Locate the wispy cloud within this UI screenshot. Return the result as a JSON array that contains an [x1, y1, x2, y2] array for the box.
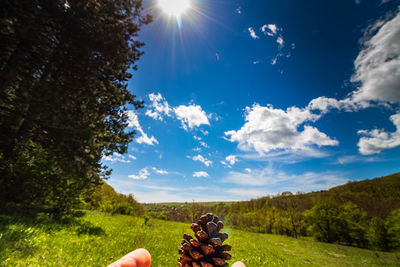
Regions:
[[152, 167, 169, 175], [191, 154, 213, 167], [227, 188, 268, 198], [128, 168, 150, 180], [261, 24, 279, 36], [145, 93, 172, 121], [221, 155, 239, 168], [193, 171, 209, 178], [102, 152, 132, 164], [248, 27, 259, 39], [336, 155, 382, 165], [126, 110, 159, 146], [223, 166, 348, 195]]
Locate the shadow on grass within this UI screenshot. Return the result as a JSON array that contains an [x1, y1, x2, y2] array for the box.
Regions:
[[74, 220, 105, 236], [0, 209, 105, 261]]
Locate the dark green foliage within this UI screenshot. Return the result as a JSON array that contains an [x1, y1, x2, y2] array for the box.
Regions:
[[303, 202, 367, 246], [303, 202, 344, 243], [386, 209, 400, 249], [368, 217, 389, 251], [0, 0, 151, 213]]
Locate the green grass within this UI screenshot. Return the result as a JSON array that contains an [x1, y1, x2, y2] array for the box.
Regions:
[[1, 211, 399, 266]]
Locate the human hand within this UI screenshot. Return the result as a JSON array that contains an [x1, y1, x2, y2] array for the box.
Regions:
[[108, 248, 246, 267]]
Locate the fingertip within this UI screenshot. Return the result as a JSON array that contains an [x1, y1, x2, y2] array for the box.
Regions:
[[108, 248, 151, 267], [130, 248, 151, 267], [232, 261, 246, 267]]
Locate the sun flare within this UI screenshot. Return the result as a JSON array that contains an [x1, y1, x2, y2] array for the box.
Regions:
[[158, 0, 191, 18]]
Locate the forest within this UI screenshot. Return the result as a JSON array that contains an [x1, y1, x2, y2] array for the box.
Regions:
[[145, 173, 400, 251]]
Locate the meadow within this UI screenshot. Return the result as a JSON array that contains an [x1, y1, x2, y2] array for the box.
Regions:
[[1, 211, 399, 266]]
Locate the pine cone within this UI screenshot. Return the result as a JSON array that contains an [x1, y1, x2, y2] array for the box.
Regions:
[[178, 213, 232, 267]]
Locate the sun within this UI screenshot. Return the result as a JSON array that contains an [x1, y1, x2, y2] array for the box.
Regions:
[[158, 0, 191, 18]]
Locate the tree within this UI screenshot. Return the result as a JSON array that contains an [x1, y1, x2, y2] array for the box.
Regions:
[[303, 201, 346, 243], [368, 217, 389, 251], [386, 209, 400, 249], [339, 202, 367, 247], [0, 0, 151, 212]]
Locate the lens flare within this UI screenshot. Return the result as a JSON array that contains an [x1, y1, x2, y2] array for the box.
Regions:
[[158, 0, 191, 17]]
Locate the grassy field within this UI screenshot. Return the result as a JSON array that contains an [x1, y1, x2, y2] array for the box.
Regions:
[[1, 211, 399, 266]]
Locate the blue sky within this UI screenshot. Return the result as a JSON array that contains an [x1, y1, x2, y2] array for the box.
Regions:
[[103, 0, 400, 203]]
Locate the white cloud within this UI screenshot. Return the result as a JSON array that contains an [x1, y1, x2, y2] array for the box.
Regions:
[[221, 155, 239, 168], [236, 6, 241, 14], [248, 27, 259, 39], [253, 60, 260, 65], [226, 155, 238, 165], [200, 129, 209, 135], [144, 93, 212, 133], [152, 167, 169, 175], [245, 168, 252, 173], [141, 185, 179, 191], [192, 154, 213, 167], [220, 161, 230, 168], [128, 155, 137, 160], [193, 147, 202, 152], [145, 93, 172, 121], [276, 36, 284, 48], [174, 104, 210, 130], [135, 134, 159, 146], [128, 168, 150, 180], [350, 12, 400, 104], [225, 103, 338, 155], [199, 141, 209, 148], [224, 166, 348, 194], [193, 171, 209, 178], [261, 24, 278, 36], [126, 110, 159, 146], [358, 112, 400, 155], [307, 96, 364, 114], [336, 154, 381, 165], [227, 188, 266, 198], [102, 152, 131, 163], [240, 148, 331, 164]]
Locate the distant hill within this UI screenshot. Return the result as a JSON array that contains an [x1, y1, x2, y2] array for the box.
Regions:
[[144, 172, 400, 221], [251, 172, 400, 219], [329, 172, 400, 199]]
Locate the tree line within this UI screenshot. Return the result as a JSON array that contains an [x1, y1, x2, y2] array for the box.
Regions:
[[145, 173, 400, 251]]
